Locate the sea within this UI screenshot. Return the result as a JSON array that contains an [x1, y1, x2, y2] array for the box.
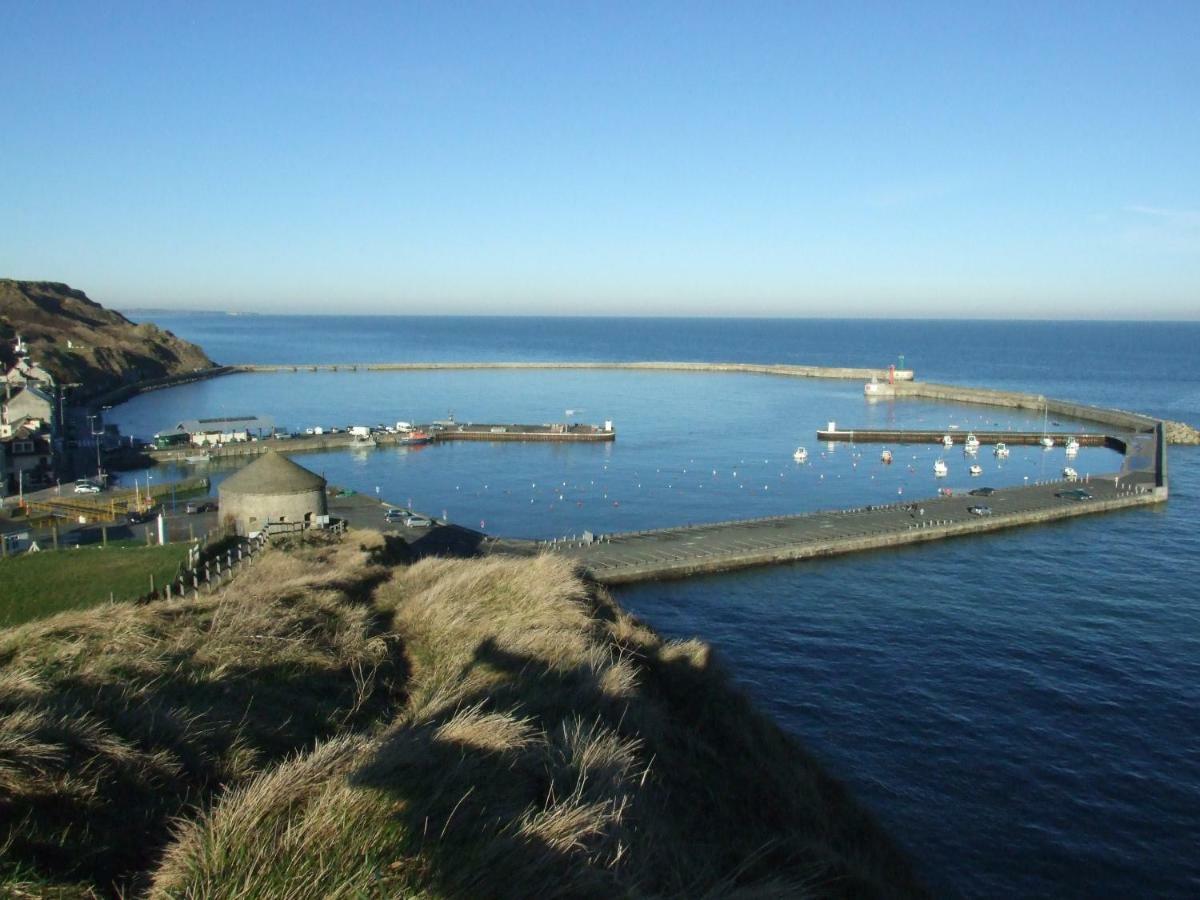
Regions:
[[112, 314, 1200, 898]]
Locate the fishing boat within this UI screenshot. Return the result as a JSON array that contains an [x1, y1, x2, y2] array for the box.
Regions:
[[880, 449, 893, 463], [793, 447, 808, 461], [1041, 435, 1055, 449], [1063, 466, 1079, 481], [969, 464, 983, 476], [964, 433, 980, 452], [1065, 436, 1080, 455], [994, 442, 1010, 458], [934, 458, 949, 477], [942, 434, 954, 448]]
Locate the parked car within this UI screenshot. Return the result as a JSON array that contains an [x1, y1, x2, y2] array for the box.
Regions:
[[968, 487, 997, 497], [404, 515, 433, 528], [74, 481, 101, 494], [383, 507, 410, 522], [127, 508, 156, 524], [1055, 488, 1093, 501], [967, 505, 992, 516]]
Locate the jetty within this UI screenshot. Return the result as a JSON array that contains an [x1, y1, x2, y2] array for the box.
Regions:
[[148, 421, 613, 462], [816, 428, 1112, 447]]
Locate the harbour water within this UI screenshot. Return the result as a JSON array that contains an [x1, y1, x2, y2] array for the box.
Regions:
[[115, 314, 1200, 897]]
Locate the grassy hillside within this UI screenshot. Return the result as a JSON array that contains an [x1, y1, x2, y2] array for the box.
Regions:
[[0, 542, 192, 627], [0, 532, 924, 898], [0, 280, 214, 400]]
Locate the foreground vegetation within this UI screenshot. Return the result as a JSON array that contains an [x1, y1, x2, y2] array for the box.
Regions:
[[0, 542, 192, 627], [0, 530, 923, 898]]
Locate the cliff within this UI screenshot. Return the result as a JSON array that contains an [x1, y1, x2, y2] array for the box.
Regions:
[[0, 280, 215, 400]]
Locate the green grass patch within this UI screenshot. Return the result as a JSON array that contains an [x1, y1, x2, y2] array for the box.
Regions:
[[0, 541, 191, 626]]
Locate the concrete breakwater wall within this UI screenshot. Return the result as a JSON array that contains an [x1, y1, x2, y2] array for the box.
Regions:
[[885, 381, 1162, 433], [232, 361, 916, 381], [562, 474, 1162, 585]]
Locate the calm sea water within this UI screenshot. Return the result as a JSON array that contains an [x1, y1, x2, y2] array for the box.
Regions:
[[119, 314, 1200, 897]]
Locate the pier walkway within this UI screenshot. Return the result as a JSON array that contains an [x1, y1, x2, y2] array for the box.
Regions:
[[554, 470, 1161, 585], [816, 428, 1111, 447]]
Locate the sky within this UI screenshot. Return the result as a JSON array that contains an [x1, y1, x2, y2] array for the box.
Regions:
[[1, 1, 1197, 318]]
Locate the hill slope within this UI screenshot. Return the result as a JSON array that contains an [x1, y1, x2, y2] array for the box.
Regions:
[[0, 533, 925, 898], [0, 280, 214, 399]]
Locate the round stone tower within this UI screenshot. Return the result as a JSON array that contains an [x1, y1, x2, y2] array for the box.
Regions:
[[218, 450, 327, 536]]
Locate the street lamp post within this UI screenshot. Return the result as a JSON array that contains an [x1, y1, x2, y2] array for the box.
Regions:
[[87, 414, 103, 483]]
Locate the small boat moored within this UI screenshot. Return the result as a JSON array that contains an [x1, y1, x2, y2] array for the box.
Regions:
[[994, 442, 1010, 458], [1063, 466, 1079, 481], [942, 434, 954, 448], [934, 458, 949, 477], [1041, 435, 1055, 449], [880, 449, 893, 464], [969, 463, 983, 476], [793, 446, 808, 461], [964, 433, 980, 452]]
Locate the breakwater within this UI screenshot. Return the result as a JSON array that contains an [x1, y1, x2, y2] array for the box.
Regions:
[[557, 471, 1162, 585], [231, 360, 917, 381]]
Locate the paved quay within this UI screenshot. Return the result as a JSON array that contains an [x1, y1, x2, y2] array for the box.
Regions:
[[816, 428, 1111, 447], [551, 471, 1162, 585]]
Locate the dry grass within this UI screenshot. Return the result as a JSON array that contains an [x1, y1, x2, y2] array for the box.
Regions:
[[0, 531, 405, 896], [147, 550, 925, 899], [3, 530, 922, 898]]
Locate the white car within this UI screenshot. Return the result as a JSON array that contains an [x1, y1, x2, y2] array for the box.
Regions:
[[404, 516, 433, 528], [74, 482, 101, 494]]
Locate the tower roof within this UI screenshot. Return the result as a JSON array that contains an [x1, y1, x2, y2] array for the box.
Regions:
[[219, 450, 326, 496]]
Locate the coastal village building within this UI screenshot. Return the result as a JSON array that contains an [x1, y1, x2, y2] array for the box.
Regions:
[[1, 384, 54, 437], [1, 335, 60, 491], [218, 450, 328, 537], [2, 424, 54, 493], [154, 415, 275, 448]]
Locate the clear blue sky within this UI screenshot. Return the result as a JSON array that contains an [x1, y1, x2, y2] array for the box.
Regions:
[[2, 1, 1197, 317]]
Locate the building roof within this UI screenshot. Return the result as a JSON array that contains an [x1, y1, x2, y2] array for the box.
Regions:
[[171, 415, 274, 436], [219, 450, 326, 496]]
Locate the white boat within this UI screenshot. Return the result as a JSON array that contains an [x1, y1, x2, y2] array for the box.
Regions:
[[184, 454, 210, 464], [994, 442, 1010, 458], [934, 458, 949, 477], [1065, 436, 1080, 454], [942, 434, 954, 448], [964, 433, 980, 452], [880, 449, 893, 463], [793, 447, 808, 461], [969, 464, 983, 476], [1063, 466, 1079, 481], [1041, 436, 1055, 449]]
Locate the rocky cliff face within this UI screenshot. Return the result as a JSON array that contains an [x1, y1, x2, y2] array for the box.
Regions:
[[0, 280, 214, 400]]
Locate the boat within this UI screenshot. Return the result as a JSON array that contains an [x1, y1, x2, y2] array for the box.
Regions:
[[964, 433, 980, 452], [942, 434, 954, 448], [1063, 466, 1079, 480], [793, 447, 808, 461], [399, 430, 432, 446], [969, 464, 983, 476], [1039, 403, 1054, 449], [184, 454, 210, 464], [994, 442, 1010, 458], [934, 458, 949, 477], [1065, 436, 1080, 455], [880, 449, 893, 463]]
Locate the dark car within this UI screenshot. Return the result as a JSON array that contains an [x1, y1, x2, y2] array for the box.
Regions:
[[967, 504, 992, 516], [127, 508, 157, 524], [968, 487, 997, 497], [1054, 488, 1093, 501]]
